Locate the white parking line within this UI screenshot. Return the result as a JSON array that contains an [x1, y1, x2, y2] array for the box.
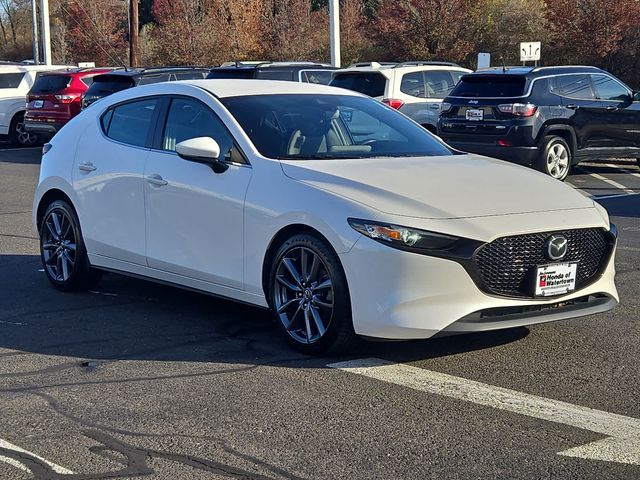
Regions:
[[593, 192, 640, 200], [604, 163, 640, 180], [574, 167, 636, 195], [329, 358, 640, 466], [0, 438, 73, 474]]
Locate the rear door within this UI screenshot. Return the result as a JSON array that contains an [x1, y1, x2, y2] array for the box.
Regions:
[[398, 70, 462, 128], [550, 74, 598, 149], [73, 97, 158, 265]]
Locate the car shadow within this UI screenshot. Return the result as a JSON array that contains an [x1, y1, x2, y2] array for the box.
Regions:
[[0, 254, 529, 369]]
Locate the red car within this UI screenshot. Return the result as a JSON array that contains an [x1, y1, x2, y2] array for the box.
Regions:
[[24, 68, 113, 139]]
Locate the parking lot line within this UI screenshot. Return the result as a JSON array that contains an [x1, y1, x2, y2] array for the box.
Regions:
[[0, 438, 73, 475], [329, 358, 640, 466], [574, 167, 636, 195], [604, 163, 640, 180], [593, 192, 640, 200]]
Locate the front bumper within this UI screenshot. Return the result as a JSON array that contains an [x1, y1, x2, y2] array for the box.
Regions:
[[340, 235, 618, 340]]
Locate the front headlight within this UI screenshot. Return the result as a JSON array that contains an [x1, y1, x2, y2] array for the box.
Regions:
[[348, 218, 460, 253]]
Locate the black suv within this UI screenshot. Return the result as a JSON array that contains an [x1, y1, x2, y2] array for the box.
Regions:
[[81, 67, 208, 109], [438, 66, 640, 180], [206, 61, 336, 84]]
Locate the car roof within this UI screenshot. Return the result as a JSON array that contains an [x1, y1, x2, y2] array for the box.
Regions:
[[39, 67, 116, 77], [470, 65, 607, 77], [0, 64, 74, 73], [334, 62, 471, 76], [96, 67, 209, 78], [215, 61, 334, 70]]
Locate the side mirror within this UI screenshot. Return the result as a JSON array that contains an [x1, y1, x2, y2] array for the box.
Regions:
[[634, 91, 640, 102], [175, 137, 228, 174]]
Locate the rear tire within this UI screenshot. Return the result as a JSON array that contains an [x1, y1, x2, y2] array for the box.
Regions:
[[268, 233, 358, 355], [537, 136, 571, 181], [9, 112, 38, 147], [39, 200, 101, 292]]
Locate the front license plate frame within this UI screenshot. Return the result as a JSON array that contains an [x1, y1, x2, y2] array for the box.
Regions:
[[534, 262, 578, 297]]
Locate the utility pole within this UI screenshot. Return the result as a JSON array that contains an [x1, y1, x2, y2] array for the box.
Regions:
[[129, 0, 138, 67], [31, 0, 39, 64], [329, 0, 340, 68], [40, 0, 51, 65]]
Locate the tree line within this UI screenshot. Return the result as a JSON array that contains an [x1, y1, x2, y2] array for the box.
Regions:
[[1, 0, 639, 88]]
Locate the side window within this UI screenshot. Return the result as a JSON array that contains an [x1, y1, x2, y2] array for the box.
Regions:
[[400, 72, 425, 98], [0, 72, 26, 89], [301, 70, 333, 85], [591, 74, 630, 101], [256, 70, 294, 81], [551, 74, 595, 100], [174, 71, 206, 80], [451, 71, 465, 85], [162, 97, 235, 161], [104, 98, 157, 147], [138, 73, 170, 85], [423, 71, 457, 99]]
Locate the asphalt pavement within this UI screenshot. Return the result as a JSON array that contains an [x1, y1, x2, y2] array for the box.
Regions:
[[0, 146, 638, 480]]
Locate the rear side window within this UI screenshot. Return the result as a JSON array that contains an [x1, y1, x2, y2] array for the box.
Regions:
[[206, 69, 255, 79], [400, 72, 425, 98], [450, 76, 527, 98], [400, 71, 459, 99], [300, 70, 333, 85], [550, 75, 594, 100], [590, 74, 630, 101], [0, 72, 26, 89], [80, 76, 96, 87], [255, 70, 294, 81], [138, 73, 170, 85], [330, 73, 387, 98], [30, 75, 72, 93], [104, 99, 157, 147], [85, 76, 135, 96], [173, 71, 206, 80]]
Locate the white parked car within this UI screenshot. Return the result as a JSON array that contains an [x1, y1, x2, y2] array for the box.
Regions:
[[33, 80, 618, 354], [330, 61, 472, 134], [0, 63, 71, 146]]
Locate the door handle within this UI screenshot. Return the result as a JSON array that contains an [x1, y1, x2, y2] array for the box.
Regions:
[[78, 162, 96, 172], [605, 106, 618, 111], [146, 174, 168, 187], [565, 104, 579, 110]]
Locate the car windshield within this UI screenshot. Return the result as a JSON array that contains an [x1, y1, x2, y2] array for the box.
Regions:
[[450, 75, 527, 97], [221, 94, 454, 160], [30, 74, 72, 93]]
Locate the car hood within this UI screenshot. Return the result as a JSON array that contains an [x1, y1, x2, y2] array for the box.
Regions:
[[280, 154, 595, 219]]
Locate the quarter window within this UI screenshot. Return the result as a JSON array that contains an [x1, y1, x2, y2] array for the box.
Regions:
[[400, 72, 425, 98], [138, 73, 170, 85], [0, 72, 25, 89], [161, 97, 235, 161], [551, 75, 595, 100], [590, 74, 630, 101], [424, 71, 457, 99], [104, 98, 157, 147]]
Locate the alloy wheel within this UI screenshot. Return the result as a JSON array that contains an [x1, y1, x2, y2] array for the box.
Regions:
[[42, 209, 77, 282], [273, 246, 334, 345], [546, 143, 569, 179], [15, 119, 38, 146]]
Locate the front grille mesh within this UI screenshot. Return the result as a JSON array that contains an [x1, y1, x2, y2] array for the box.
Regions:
[[475, 228, 612, 297]]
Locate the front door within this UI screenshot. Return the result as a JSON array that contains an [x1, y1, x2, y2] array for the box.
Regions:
[[144, 96, 252, 289]]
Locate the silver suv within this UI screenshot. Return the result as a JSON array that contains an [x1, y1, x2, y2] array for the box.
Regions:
[[330, 61, 471, 133]]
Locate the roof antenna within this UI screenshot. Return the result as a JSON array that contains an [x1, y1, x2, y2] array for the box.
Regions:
[[500, 55, 507, 73]]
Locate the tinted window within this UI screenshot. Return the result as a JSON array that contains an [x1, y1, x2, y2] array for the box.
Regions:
[[551, 74, 594, 100], [330, 73, 387, 98], [80, 76, 95, 87], [105, 99, 157, 147], [301, 70, 333, 85], [591, 74, 629, 101], [221, 94, 454, 160], [450, 75, 527, 97], [174, 71, 206, 80], [30, 74, 72, 93], [206, 69, 255, 79], [138, 73, 170, 85], [162, 97, 234, 161], [400, 72, 425, 98], [0, 72, 25, 89], [255, 70, 294, 81], [85, 76, 135, 97]]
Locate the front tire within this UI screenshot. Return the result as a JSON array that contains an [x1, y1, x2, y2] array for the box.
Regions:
[[538, 136, 571, 181], [40, 200, 101, 291], [9, 113, 38, 147], [268, 234, 357, 355]]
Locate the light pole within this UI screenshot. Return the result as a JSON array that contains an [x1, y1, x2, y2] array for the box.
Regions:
[[40, 0, 51, 65], [329, 0, 340, 67], [31, 0, 39, 63]]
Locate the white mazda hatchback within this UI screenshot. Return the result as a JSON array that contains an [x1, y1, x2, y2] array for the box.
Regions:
[[33, 80, 618, 354]]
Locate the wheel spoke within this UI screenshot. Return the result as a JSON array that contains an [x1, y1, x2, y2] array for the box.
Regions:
[[51, 213, 62, 236], [303, 308, 313, 343], [277, 297, 300, 313], [276, 275, 302, 292], [282, 257, 303, 286], [308, 254, 320, 283], [310, 307, 326, 337], [60, 253, 70, 280], [312, 278, 332, 291], [313, 297, 333, 309], [46, 220, 59, 241], [45, 252, 59, 265], [286, 303, 303, 331], [42, 242, 57, 251], [300, 248, 309, 282], [65, 242, 77, 252]]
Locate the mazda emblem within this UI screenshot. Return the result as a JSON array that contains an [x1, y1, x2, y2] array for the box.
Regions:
[[545, 234, 568, 261]]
